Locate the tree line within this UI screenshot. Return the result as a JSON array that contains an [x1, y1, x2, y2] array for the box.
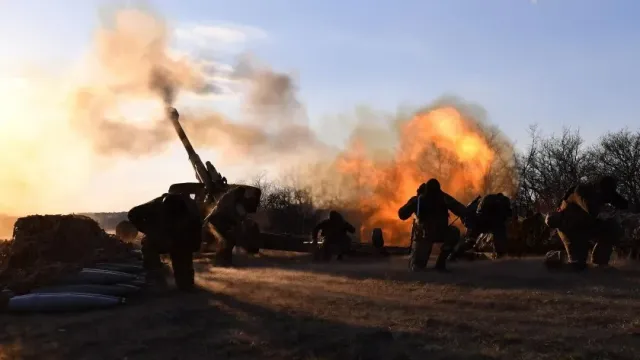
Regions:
[[251, 126, 640, 237]]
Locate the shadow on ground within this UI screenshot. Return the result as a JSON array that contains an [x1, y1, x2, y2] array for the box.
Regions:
[[0, 283, 505, 360], [223, 250, 640, 299], [3, 251, 640, 359]]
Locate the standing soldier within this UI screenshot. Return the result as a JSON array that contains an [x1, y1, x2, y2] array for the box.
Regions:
[[398, 178, 463, 272], [545, 175, 628, 271], [311, 211, 356, 261], [127, 193, 202, 291]]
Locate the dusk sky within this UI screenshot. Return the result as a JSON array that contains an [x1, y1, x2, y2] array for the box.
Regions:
[[0, 0, 638, 213]]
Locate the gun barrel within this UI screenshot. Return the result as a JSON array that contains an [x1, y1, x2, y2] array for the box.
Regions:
[[167, 108, 199, 161], [166, 107, 216, 193]]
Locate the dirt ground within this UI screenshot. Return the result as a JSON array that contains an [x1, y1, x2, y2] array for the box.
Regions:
[[2, 252, 640, 360]]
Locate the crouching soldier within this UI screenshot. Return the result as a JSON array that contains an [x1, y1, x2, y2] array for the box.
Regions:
[[545, 175, 628, 271], [205, 186, 260, 267], [470, 193, 513, 259], [450, 193, 513, 261], [398, 178, 463, 272], [311, 211, 356, 261], [128, 193, 202, 291]]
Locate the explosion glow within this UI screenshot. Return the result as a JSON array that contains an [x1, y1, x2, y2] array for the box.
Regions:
[[335, 106, 498, 245]]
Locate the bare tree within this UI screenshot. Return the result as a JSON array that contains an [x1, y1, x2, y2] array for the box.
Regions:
[[514, 125, 541, 214], [247, 171, 317, 235], [592, 129, 640, 212], [480, 123, 519, 198], [516, 127, 597, 213]]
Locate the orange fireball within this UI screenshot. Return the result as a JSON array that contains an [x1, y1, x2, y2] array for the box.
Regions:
[[335, 106, 496, 245]]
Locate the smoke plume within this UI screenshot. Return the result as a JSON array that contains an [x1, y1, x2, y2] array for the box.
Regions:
[[0, 7, 322, 216], [70, 8, 320, 158], [0, 4, 517, 240]]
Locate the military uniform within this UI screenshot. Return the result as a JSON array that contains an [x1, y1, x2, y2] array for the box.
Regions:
[[312, 211, 356, 261], [520, 212, 551, 255], [449, 193, 512, 260], [549, 176, 628, 270], [127, 193, 202, 290], [398, 179, 462, 272], [472, 193, 512, 258], [205, 186, 258, 266]]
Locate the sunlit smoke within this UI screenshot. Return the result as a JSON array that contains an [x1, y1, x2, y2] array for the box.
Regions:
[[0, 4, 517, 242], [69, 7, 319, 158], [0, 7, 322, 216], [0, 75, 93, 216]]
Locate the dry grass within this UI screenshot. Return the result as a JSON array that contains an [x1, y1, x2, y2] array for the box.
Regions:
[[2, 252, 640, 360]]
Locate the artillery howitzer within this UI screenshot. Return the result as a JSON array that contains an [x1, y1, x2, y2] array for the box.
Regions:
[[115, 108, 263, 261], [161, 108, 405, 258], [164, 107, 263, 259]]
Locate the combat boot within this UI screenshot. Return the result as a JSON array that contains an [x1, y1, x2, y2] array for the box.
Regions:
[[435, 235, 456, 272], [408, 239, 431, 271], [434, 253, 452, 273], [213, 232, 235, 267], [409, 262, 426, 272], [142, 240, 170, 290], [171, 249, 196, 291], [145, 268, 169, 290], [492, 252, 506, 260]]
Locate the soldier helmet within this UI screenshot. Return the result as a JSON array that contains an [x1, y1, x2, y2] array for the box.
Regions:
[[329, 210, 343, 222], [425, 178, 441, 193]]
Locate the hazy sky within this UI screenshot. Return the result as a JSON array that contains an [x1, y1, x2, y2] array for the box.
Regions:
[[0, 0, 638, 213]]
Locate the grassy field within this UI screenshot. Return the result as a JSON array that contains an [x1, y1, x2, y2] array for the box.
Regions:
[[2, 252, 640, 360]]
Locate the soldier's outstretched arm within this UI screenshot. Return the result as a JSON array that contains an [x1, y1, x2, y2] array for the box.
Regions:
[[398, 196, 418, 221], [443, 192, 467, 218]]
